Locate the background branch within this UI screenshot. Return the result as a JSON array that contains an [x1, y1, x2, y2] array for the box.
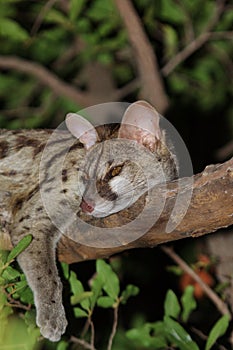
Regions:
[[114, 0, 169, 113], [161, 246, 231, 317], [0, 55, 91, 107], [161, 0, 226, 76]]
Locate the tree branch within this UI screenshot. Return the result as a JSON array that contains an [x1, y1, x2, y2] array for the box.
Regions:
[[0, 55, 91, 107], [114, 0, 169, 113], [161, 246, 231, 317], [161, 0, 227, 76], [0, 129, 232, 264], [57, 157, 233, 263]]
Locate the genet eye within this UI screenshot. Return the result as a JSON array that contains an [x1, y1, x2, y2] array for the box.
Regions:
[[111, 166, 122, 177]]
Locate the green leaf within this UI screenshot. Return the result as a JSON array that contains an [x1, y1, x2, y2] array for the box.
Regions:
[[126, 322, 168, 348], [0, 315, 38, 349], [205, 315, 230, 350], [163, 24, 178, 59], [0, 292, 8, 309], [121, 284, 139, 304], [44, 8, 72, 29], [181, 286, 197, 322], [0, 18, 29, 41], [164, 290, 181, 319], [69, 271, 91, 311], [96, 260, 120, 300], [97, 52, 113, 65], [57, 340, 69, 350], [14, 278, 34, 304], [89, 273, 104, 310], [70, 0, 86, 22], [24, 309, 37, 329], [69, 271, 84, 295], [74, 307, 88, 318], [160, 0, 186, 24], [166, 265, 183, 276], [71, 291, 93, 306], [0, 250, 9, 265], [7, 235, 33, 262], [97, 296, 115, 308], [87, 0, 114, 21], [60, 262, 69, 280], [2, 266, 21, 281], [164, 316, 199, 350]]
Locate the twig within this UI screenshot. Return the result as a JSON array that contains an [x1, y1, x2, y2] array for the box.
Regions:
[[114, 79, 140, 99], [161, 0, 227, 76], [2, 287, 31, 311], [107, 305, 119, 350], [209, 31, 233, 40], [174, 0, 195, 44], [52, 38, 84, 70], [31, 0, 58, 35], [90, 318, 95, 348], [81, 318, 91, 338], [161, 246, 232, 318], [216, 141, 233, 161], [70, 336, 97, 350], [162, 32, 211, 76], [0, 55, 90, 107], [191, 327, 228, 350], [114, 0, 169, 113], [190, 326, 208, 341]]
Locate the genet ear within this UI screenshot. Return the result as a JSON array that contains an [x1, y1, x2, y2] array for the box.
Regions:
[[65, 113, 98, 150], [118, 100, 163, 152]]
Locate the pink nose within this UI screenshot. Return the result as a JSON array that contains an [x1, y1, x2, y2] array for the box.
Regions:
[[80, 198, 94, 213]]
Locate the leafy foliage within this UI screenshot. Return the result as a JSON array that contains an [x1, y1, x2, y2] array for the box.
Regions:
[[0, 0, 232, 130], [126, 286, 229, 350], [0, 242, 230, 349]]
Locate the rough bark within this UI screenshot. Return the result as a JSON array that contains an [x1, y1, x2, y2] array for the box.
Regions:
[[58, 157, 233, 263], [1, 153, 232, 264]]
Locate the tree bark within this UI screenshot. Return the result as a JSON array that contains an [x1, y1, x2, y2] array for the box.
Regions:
[[58, 157, 233, 263], [1, 149, 232, 264], [114, 0, 169, 113]]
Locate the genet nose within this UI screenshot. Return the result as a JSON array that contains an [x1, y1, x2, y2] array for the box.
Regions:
[[80, 198, 94, 213]]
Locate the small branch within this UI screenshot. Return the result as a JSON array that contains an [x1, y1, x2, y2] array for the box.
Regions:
[[2, 287, 31, 311], [161, 32, 211, 76], [162, 0, 227, 76], [107, 305, 119, 350], [209, 31, 233, 40], [0, 55, 91, 107], [56, 157, 233, 263], [216, 141, 233, 161], [114, 0, 169, 113], [31, 0, 58, 36], [90, 318, 95, 349], [161, 246, 231, 318], [174, 0, 195, 44], [114, 79, 140, 100], [190, 327, 208, 341], [70, 336, 97, 350], [1, 127, 233, 264]]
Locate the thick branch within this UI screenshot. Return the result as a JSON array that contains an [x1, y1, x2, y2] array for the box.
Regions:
[[0, 55, 90, 107], [114, 0, 169, 113], [1, 145, 232, 264], [0, 55, 138, 106], [58, 157, 233, 263]]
